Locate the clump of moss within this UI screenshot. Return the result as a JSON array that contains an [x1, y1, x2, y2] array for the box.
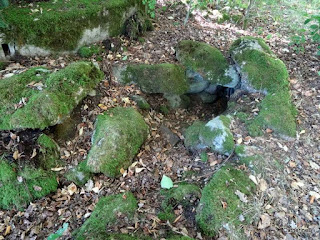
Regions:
[[1, 0, 145, 51], [158, 183, 201, 222], [159, 105, 170, 115], [65, 160, 92, 186], [131, 95, 150, 110], [78, 45, 102, 58], [113, 63, 189, 96], [0, 61, 104, 130], [0, 61, 8, 70], [184, 121, 206, 150], [37, 134, 60, 170], [74, 192, 137, 240], [106, 234, 152, 240], [196, 165, 255, 236], [86, 107, 149, 177], [236, 112, 249, 122], [175, 40, 232, 85], [0, 158, 57, 210]]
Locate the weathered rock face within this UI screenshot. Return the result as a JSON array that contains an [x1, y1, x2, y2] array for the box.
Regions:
[[0, 61, 104, 130], [184, 115, 234, 156], [176, 40, 239, 87], [74, 192, 137, 240], [230, 37, 297, 137], [0, 157, 58, 210], [0, 0, 145, 57], [196, 165, 255, 236], [86, 107, 149, 177]]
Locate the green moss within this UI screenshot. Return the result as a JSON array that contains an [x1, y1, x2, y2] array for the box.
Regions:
[[159, 183, 201, 222], [159, 105, 170, 115], [184, 121, 205, 150], [234, 49, 289, 93], [1, 0, 144, 51], [236, 112, 249, 122], [106, 234, 152, 240], [0, 158, 57, 210], [131, 95, 150, 110], [118, 63, 189, 95], [78, 45, 102, 58], [0, 61, 8, 70], [65, 160, 92, 186], [37, 134, 60, 170], [200, 152, 208, 162], [248, 91, 297, 137], [74, 192, 137, 240], [86, 107, 149, 177], [196, 165, 255, 236], [0, 61, 104, 130], [235, 145, 245, 156], [176, 40, 231, 85]]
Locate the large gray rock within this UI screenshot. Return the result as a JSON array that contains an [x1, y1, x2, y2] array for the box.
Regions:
[[86, 107, 149, 177]]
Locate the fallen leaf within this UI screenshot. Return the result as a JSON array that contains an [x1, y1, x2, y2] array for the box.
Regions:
[[258, 214, 271, 229], [221, 201, 228, 209], [249, 175, 258, 185], [310, 161, 320, 170], [13, 150, 19, 160], [259, 179, 268, 192], [160, 175, 173, 189], [4, 226, 11, 236], [67, 183, 77, 195]]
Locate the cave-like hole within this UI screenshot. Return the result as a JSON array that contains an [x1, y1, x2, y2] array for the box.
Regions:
[[2, 44, 10, 56]]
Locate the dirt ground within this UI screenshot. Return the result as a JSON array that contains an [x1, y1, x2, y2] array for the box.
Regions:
[[0, 2, 319, 239]]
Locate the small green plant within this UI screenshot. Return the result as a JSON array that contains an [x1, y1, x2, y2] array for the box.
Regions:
[[142, 0, 156, 18], [304, 13, 320, 55], [289, 30, 306, 53]]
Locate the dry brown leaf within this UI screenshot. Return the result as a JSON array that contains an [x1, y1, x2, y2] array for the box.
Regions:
[[258, 214, 271, 229]]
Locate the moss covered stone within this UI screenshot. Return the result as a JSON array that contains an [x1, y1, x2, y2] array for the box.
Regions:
[[230, 37, 297, 138], [176, 40, 238, 87], [1, 0, 145, 54], [158, 183, 201, 222], [130, 95, 150, 110], [113, 63, 189, 96], [86, 107, 148, 177], [0, 158, 58, 210], [0, 61, 104, 130], [37, 134, 60, 170], [65, 160, 92, 186], [0, 61, 8, 70], [74, 192, 137, 240], [196, 165, 255, 236], [184, 116, 234, 156]]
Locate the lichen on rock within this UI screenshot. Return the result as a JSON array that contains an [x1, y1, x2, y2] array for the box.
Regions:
[[184, 115, 234, 156], [0, 61, 104, 130], [73, 192, 137, 240], [86, 107, 149, 177]]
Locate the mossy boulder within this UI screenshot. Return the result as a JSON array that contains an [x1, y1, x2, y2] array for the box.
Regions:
[[176, 40, 239, 87], [184, 115, 234, 156], [113, 63, 189, 96], [0, 61, 104, 130], [74, 192, 137, 240], [196, 165, 255, 236], [158, 183, 201, 222], [0, 158, 58, 210], [86, 107, 148, 177], [37, 134, 60, 170], [230, 37, 297, 137], [130, 95, 150, 110], [65, 160, 92, 186], [1, 0, 145, 55], [230, 37, 289, 94]]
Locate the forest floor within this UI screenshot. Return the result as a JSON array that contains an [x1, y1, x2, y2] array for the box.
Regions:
[[0, 2, 319, 240]]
